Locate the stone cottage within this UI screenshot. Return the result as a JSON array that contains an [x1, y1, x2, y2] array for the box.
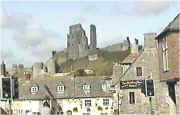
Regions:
[[7, 75, 114, 115], [112, 33, 161, 114]]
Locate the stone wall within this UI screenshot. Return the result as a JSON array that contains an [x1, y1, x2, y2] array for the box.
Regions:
[[103, 40, 129, 52], [112, 63, 122, 85], [117, 33, 164, 114], [119, 89, 150, 114], [158, 82, 170, 114], [32, 63, 43, 79]]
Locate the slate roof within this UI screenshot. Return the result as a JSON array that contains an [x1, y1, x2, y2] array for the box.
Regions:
[[19, 75, 112, 100], [156, 13, 180, 38]]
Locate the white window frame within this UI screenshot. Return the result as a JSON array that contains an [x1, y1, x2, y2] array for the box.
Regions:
[[56, 85, 65, 93], [162, 36, 169, 72], [85, 100, 91, 107], [83, 84, 90, 91], [31, 86, 38, 94], [103, 98, 109, 106]]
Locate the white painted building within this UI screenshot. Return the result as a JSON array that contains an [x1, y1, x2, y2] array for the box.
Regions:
[[2, 75, 114, 115]]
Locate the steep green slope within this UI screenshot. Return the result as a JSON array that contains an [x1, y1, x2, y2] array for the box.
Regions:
[[56, 49, 130, 76]]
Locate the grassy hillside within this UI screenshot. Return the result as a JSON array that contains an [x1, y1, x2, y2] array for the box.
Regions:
[[56, 49, 130, 76]]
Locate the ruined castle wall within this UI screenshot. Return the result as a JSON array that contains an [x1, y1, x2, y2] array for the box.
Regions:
[[32, 63, 42, 79], [103, 42, 129, 52], [46, 58, 56, 74]]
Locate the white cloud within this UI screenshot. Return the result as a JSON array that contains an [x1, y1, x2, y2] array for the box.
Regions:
[[1, 11, 62, 67], [132, 0, 176, 16], [110, 0, 176, 17]]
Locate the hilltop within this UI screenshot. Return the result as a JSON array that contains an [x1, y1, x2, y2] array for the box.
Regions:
[[41, 24, 131, 77], [54, 49, 130, 76]]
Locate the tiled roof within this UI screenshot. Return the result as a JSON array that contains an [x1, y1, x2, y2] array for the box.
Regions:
[[19, 76, 112, 100]]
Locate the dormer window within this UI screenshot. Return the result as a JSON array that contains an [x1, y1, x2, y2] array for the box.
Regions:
[[83, 84, 90, 93], [83, 84, 90, 90], [56, 85, 65, 93], [56, 81, 65, 93], [31, 86, 38, 94], [102, 79, 112, 92]]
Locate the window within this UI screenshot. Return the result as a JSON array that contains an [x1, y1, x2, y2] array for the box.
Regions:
[[85, 100, 91, 106], [83, 84, 90, 90], [129, 92, 135, 104], [162, 36, 168, 72], [103, 99, 109, 106], [31, 86, 38, 94], [56, 85, 65, 93], [83, 84, 90, 93], [136, 67, 142, 76]]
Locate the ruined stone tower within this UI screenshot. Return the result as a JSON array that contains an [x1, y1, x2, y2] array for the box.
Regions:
[[67, 24, 89, 60], [89, 24, 97, 50], [0, 61, 6, 75]]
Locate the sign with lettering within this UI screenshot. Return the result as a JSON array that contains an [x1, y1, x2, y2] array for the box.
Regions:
[[120, 80, 144, 89]]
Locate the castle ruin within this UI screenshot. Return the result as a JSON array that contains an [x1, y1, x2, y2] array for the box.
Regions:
[[67, 24, 97, 60], [89, 24, 97, 50]]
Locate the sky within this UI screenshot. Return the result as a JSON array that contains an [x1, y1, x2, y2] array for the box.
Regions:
[[0, 0, 180, 68]]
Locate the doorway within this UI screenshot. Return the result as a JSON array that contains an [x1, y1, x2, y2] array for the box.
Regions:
[[167, 81, 176, 104]]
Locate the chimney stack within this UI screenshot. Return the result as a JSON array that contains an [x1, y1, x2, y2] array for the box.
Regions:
[[144, 33, 156, 50], [131, 39, 139, 54]]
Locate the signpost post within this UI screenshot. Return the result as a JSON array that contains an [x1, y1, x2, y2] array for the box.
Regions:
[[145, 79, 155, 115]]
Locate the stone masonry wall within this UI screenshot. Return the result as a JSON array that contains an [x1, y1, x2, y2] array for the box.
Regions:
[[67, 24, 89, 60]]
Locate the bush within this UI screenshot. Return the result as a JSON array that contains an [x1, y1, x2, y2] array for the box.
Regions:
[[73, 107, 78, 112]]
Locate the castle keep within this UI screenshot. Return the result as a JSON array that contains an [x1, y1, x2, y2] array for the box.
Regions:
[[67, 24, 97, 60]]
